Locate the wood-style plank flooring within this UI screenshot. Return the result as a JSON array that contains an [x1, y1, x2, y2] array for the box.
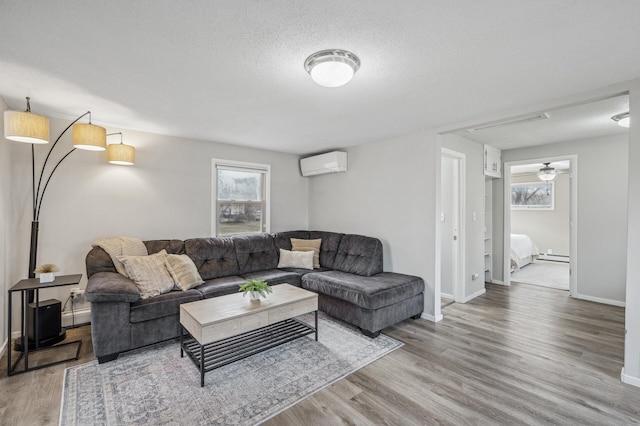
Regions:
[[2, 282, 640, 425]]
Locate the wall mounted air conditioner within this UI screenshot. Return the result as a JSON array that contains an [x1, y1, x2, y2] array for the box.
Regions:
[[300, 151, 347, 177]]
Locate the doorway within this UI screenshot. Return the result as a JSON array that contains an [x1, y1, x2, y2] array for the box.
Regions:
[[441, 148, 465, 304], [503, 156, 578, 296]]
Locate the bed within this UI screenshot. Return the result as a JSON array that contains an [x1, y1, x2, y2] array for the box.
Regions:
[[510, 233, 539, 271]]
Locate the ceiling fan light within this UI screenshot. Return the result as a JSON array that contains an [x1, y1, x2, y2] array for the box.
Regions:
[[612, 112, 630, 128], [305, 49, 360, 88], [73, 123, 107, 151]]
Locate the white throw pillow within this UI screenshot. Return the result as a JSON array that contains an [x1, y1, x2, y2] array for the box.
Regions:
[[166, 254, 204, 291], [277, 249, 314, 270], [290, 238, 321, 268], [118, 250, 175, 299]]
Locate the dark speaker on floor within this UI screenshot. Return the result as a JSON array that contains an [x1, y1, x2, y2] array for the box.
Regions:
[[28, 299, 62, 341]]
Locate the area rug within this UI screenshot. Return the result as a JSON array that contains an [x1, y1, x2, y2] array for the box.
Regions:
[[60, 313, 402, 425], [511, 259, 570, 290]]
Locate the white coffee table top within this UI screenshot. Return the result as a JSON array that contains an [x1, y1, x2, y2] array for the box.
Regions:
[[180, 283, 317, 329]]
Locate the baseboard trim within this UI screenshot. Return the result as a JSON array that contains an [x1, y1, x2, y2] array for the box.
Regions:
[[574, 293, 625, 307], [621, 368, 640, 388], [440, 292, 454, 299], [421, 312, 443, 323], [62, 307, 92, 328], [0, 338, 7, 359], [462, 288, 486, 303], [491, 279, 505, 285]]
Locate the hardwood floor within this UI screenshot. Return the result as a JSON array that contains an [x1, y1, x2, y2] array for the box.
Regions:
[[2, 282, 640, 425]]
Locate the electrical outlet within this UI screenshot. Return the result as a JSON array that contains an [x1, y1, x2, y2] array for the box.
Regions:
[[70, 287, 84, 297], [472, 273, 479, 281]]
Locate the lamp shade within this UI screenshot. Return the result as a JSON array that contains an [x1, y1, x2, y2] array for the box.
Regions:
[[4, 110, 50, 144], [73, 123, 106, 151], [107, 143, 135, 165]]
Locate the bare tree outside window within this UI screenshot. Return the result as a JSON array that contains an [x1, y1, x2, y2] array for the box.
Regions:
[[511, 182, 554, 210]]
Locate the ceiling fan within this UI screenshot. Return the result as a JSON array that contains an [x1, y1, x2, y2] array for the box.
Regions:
[[537, 162, 559, 181]]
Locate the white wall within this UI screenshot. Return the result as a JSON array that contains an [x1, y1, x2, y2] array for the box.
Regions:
[[493, 134, 628, 304], [7, 117, 309, 330], [0, 98, 11, 353], [511, 173, 570, 256], [307, 131, 439, 319], [441, 134, 485, 300]]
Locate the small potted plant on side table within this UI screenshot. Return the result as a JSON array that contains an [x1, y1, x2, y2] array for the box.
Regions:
[[239, 279, 272, 303], [34, 263, 59, 283]]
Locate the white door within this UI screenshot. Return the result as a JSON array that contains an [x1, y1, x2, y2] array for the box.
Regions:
[[441, 150, 464, 302]]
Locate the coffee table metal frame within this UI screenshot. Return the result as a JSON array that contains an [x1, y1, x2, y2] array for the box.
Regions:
[[179, 284, 319, 387], [180, 313, 317, 387]]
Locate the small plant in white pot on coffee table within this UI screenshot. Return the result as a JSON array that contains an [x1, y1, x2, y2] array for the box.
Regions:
[[239, 279, 272, 303]]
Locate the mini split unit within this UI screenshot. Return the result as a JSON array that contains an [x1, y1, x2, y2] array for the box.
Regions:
[[300, 151, 347, 177]]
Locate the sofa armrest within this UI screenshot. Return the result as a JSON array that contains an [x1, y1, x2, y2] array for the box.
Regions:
[[85, 272, 141, 303]]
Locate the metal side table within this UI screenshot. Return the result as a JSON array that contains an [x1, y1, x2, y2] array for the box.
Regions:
[[7, 274, 83, 376]]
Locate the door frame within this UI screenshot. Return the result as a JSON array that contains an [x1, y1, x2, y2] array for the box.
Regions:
[[441, 148, 466, 303], [503, 155, 578, 296]]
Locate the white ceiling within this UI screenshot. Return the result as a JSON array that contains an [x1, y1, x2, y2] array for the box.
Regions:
[[1, 1, 639, 155], [511, 160, 570, 175], [453, 94, 629, 150]]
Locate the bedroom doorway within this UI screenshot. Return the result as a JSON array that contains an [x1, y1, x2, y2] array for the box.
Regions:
[[441, 148, 465, 304], [503, 156, 577, 296]]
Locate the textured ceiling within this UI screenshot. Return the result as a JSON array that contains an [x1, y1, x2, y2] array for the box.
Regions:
[[453, 94, 629, 150], [1, 1, 639, 154]]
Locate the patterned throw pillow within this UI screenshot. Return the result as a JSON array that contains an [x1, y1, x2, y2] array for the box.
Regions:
[[277, 249, 314, 270], [118, 250, 175, 299], [290, 238, 321, 268], [166, 254, 205, 291]]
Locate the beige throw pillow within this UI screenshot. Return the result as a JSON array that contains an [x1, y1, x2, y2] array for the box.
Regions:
[[166, 254, 204, 291], [92, 236, 148, 278], [291, 238, 321, 268], [277, 249, 314, 270], [118, 250, 175, 299]]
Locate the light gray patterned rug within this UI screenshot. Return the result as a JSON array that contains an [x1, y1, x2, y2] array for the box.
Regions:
[[60, 313, 402, 425]]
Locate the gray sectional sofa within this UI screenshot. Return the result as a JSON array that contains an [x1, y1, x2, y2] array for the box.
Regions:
[[85, 231, 425, 363]]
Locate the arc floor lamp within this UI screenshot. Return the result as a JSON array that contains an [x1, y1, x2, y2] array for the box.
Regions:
[[4, 97, 135, 289]]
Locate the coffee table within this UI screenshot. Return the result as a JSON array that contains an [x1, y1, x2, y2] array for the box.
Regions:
[[179, 283, 318, 386]]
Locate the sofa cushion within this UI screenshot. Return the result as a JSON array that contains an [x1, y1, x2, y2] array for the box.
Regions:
[[278, 267, 331, 276], [185, 237, 239, 280], [302, 271, 424, 310], [86, 247, 118, 278], [166, 254, 204, 291], [118, 250, 176, 299], [291, 238, 321, 268], [144, 239, 185, 255], [273, 231, 310, 251], [129, 289, 202, 323], [332, 234, 383, 277], [240, 269, 302, 287], [309, 231, 343, 269], [196, 275, 247, 298], [233, 233, 278, 274], [277, 249, 313, 270]]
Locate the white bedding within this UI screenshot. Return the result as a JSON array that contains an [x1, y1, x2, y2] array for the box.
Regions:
[[510, 233, 539, 271]]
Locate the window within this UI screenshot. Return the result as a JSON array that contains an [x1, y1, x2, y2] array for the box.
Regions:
[[511, 181, 555, 210], [212, 159, 270, 236]]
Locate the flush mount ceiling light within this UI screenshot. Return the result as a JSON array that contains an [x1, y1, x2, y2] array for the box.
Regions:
[[611, 112, 630, 128], [537, 163, 557, 181], [304, 49, 360, 88]]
